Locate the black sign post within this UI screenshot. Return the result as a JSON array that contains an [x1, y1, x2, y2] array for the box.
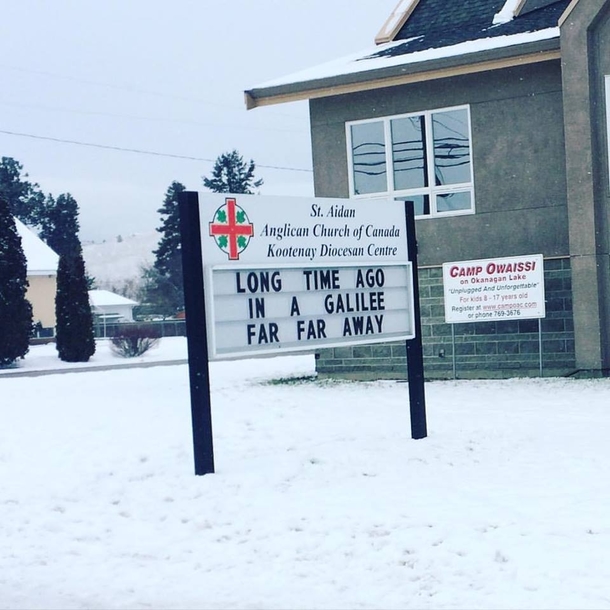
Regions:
[[178, 191, 215, 475], [405, 203, 427, 440]]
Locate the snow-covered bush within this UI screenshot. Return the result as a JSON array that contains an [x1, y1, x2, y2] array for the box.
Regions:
[[110, 326, 161, 358]]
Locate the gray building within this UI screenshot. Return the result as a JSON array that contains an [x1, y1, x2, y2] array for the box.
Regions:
[[246, 0, 610, 379]]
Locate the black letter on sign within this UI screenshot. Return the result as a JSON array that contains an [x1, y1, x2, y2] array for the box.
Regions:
[[248, 297, 265, 319], [290, 296, 301, 317]]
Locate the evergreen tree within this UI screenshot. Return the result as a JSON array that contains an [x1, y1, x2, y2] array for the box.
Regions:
[[145, 181, 186, 316], [141, 264, 184, 319], [47, 192, 95, 362], [144, 151, 263, 316], [39, 192, 95, 288], [0, 157, 46, 226], [55, 248, 96, 362], [39, 193, 81, 257], [202, 150, 263, 194], [0, 197, 33, 367]]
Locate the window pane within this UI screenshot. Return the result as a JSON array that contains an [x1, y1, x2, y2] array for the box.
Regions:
[[432, 109, 471, 185], [350, 122, 386, 194], [436, 191, 472, 213], [395, 195, 430, 216], [391, 116, 426, 190]]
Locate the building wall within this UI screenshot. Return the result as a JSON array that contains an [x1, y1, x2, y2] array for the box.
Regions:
[[27, 274, 57, 330], [309, 60, 575, 378], [561, 0, 610, 373], [316, 258, 574, 379], [95, 304, 135, 322], [310, 60, 569, 264]]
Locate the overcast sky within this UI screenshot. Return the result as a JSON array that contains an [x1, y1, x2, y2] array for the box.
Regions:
[[0, 0, 398, 242]]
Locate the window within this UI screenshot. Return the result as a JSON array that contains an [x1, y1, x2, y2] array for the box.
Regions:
[[347, 105, 475, 218]]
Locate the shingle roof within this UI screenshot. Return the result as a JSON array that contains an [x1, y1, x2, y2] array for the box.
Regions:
[[245, 0, 572, 108], [370, 0, 571, 60]]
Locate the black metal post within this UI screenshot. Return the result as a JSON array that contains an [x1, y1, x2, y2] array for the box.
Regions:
[[405, 203, 428, 439], [178, 191, 215, 475]]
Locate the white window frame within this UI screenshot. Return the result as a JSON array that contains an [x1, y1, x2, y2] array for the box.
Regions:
[[346, 104, 475, 219]]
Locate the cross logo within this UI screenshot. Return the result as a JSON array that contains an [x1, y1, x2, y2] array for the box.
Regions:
[[209, 197, 254, 260]]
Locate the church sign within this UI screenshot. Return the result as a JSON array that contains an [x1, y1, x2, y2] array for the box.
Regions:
[[179, 192, 426, 475], [197, 193, 415, 359]]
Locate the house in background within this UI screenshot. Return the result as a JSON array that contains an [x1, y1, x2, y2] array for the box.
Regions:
[[246, 0, 610, 378], [89, 289, 138, 324], [15, 218, 59, 338]]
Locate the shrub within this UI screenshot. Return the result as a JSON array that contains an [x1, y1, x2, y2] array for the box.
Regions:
[[110, 325, 161, 358]]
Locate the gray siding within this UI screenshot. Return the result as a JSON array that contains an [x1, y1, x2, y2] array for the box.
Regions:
[[315, 258, 574, 380], [310, 60, 575, 378], [310, 61, 569, 266]]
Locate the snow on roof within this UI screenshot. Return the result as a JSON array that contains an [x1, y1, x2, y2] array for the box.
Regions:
[[493, 0, 522, 25], [375, 0, 420, 44], [89, 289, 138, 308], [246, 0, 569, 108], [14, 218, 59, 275], [251, 27, 560, 91]]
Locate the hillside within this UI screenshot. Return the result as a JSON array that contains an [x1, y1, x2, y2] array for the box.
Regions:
[[83, 231, 159, 297]]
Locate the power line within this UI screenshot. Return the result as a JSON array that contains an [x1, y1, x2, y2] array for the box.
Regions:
[[0, 98, 308, 134], [0, 128, 313, 173], [0, 62, 305, 120]]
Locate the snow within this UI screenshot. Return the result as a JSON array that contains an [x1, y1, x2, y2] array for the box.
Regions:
[[493, 0, 521, 25], [3, 338, 610, 608], [14, 218, 59, 275], [251, 28, 559, 91], [89, 289, 138, 307], [0, 337, 187, 376]]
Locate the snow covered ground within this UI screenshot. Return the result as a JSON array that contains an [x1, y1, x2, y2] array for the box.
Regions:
[[2, 338, 610, 609], [0, 337, 187, 377]]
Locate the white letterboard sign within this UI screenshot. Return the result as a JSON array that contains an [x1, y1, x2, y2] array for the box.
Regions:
[[195, 193, 416, 359]]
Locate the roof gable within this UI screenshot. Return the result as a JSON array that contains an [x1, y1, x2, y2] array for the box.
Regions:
[[395, 0, 505, 39], [369, 0, 570, 61], [14, 218, 59, 275], [375, 0, 421, 44], [518, 0, 564, 16]]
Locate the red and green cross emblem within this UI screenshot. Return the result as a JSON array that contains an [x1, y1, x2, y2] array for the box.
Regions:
[[209, 197, 254, 260]]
